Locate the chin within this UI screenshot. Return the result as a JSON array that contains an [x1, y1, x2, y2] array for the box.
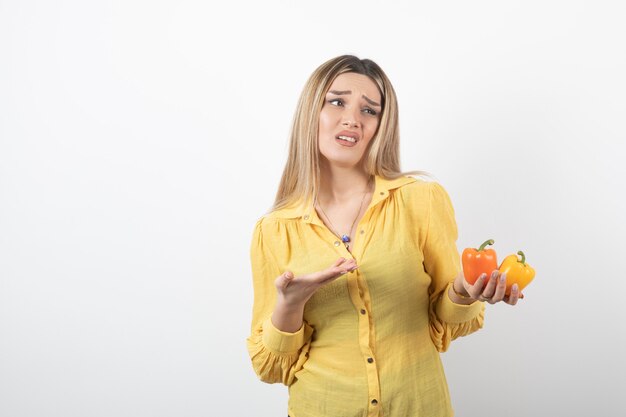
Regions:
[[321, 154, 363, 169]]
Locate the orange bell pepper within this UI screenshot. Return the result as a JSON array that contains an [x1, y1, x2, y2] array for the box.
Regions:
[[462, 239, 498, 286], [498, 250, 535, 295]]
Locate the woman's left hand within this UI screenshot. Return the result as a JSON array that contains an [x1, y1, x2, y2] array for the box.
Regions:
[[460, 270, 523, 305]]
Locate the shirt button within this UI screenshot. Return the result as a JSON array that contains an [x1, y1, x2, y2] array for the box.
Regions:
[[367, 357, 374, 363], [303, 215, 309, 220], [360, 309, 366, 315], [360, 229, 365, 234], [371, 399, 378, 405], [334, 241, 341, 247]]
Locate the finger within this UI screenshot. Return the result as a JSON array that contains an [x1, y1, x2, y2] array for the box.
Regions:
[[346, 259, 359, 272], [315, 260, 357, 283], [481, 270, 500, 299], [319, 258, 351, 277], [467, 273, 487, 299], [274, 271, 294, 290], [337, 259, 358, 275], [337, 257, 357, 269], [491, 273, 507, 303], [331, 257, 346, 267], [505, 283, 520, 305]]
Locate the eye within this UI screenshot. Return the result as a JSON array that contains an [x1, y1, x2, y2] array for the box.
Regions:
[[363, 107, 377, 116], [328, 98, 344, 106]]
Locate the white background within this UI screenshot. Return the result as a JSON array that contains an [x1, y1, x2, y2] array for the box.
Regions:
[[1, 0, 625, 416]]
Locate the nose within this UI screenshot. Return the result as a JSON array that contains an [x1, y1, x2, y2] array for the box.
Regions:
[[341, 107, 361, 128]]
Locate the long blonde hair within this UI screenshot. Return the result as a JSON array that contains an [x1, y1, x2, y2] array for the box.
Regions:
[[272, 55, 429, 212]]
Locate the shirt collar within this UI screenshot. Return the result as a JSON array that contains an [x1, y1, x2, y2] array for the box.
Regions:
[[269, 175, 417, 224]]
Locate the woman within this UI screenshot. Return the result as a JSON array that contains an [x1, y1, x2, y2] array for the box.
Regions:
[[246, 55, 522, 417]]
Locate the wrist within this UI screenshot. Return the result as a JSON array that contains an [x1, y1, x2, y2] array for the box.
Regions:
[[272, 298, 306, 333], [449, 280, 477, 305], [452, 279, 471, 298]]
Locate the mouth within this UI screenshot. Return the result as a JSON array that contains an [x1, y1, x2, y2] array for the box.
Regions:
[[336, 135, 358, 143], [335, 131, 360, 145]]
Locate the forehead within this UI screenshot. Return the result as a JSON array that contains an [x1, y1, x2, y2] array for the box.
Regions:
[[327, 73, 381, 101]]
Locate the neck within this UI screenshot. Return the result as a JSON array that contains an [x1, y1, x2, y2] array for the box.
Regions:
[[317, 162, 372, 205]]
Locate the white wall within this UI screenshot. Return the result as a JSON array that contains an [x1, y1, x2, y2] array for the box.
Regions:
[[1, 1, 624, 416]]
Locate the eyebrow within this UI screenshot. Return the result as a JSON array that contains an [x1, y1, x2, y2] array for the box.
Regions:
[[328, 90, 381, 108]]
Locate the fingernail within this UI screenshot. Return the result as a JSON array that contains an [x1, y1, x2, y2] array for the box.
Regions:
[[500, 274, 506, 283]]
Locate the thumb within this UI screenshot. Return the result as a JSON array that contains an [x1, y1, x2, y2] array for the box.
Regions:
[[275, 271, 294, 289]]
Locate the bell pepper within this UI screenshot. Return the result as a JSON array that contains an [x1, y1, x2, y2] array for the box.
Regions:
[[462, 239, 498, 285], [498, 250, 535, 295]]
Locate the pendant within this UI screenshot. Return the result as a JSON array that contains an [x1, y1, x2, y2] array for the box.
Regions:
[[341, 234, 350, 243]]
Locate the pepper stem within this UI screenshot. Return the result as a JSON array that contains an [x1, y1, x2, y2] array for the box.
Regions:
[[477, 239, 495, 251], [517, 250, 526, 265]]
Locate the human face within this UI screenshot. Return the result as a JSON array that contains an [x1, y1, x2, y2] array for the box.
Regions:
[[318, 72, 382, 170]]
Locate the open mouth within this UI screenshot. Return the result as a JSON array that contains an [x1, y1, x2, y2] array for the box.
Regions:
[[336, 135, 358, 143]]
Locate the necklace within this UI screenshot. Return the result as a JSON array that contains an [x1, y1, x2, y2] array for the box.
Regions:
[[315, 176, 372, 249]]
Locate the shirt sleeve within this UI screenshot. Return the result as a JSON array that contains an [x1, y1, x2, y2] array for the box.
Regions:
[[422, 182, 485, 352], [245, 218, 314, 385]]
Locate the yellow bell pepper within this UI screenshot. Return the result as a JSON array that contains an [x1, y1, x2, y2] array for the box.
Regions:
[[498, 250, 535, 296]]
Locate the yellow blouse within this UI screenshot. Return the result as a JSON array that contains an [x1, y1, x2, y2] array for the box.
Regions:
[[247, 175, 485, 417]]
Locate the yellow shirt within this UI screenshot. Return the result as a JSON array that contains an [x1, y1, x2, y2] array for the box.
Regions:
[[247, 175, 485, 417]]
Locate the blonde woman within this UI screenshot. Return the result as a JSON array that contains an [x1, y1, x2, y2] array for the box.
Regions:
[[247, 55, 522, 417]]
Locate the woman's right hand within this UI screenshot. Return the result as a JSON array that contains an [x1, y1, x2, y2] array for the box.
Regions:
[[270, 257, 357, 333], [274, 257, 358, 309]]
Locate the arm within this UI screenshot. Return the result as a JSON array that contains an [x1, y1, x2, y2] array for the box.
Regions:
[[422, 182, 485, 352], [246, 218, 314, 386], [245, 218, 357, 385]]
